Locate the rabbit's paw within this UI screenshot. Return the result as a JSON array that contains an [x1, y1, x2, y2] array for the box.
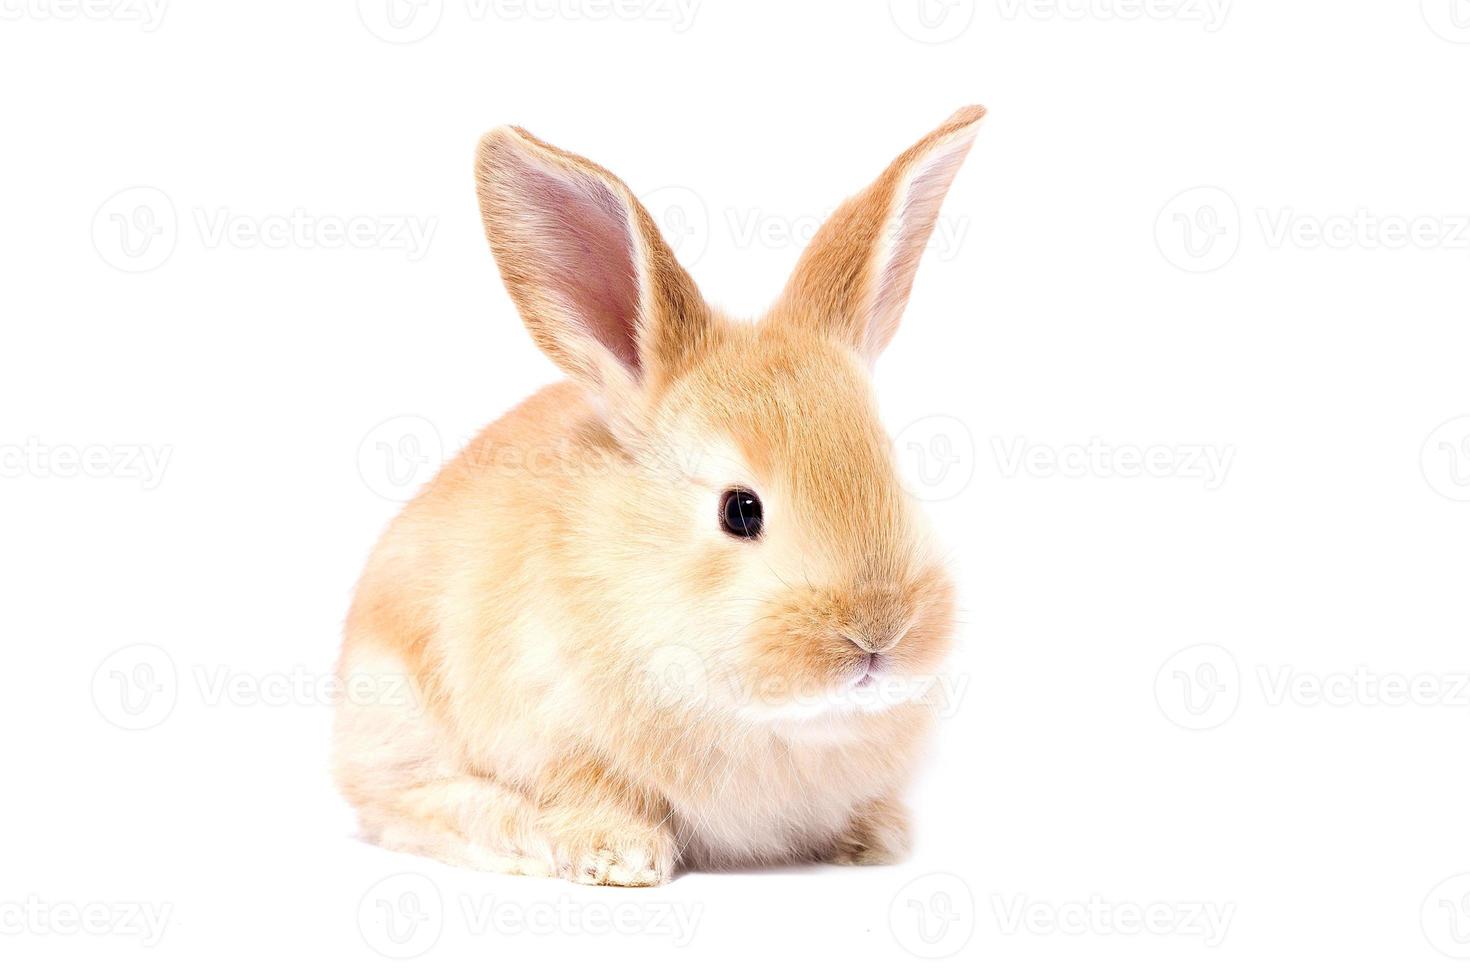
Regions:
[[556, 833, 675, 887], [830, 797, 912, 866]]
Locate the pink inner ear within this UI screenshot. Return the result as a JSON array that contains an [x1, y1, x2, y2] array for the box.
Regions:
[[520, 165, 642, 376]]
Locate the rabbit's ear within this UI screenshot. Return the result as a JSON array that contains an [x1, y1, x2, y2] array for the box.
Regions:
[[773, 106, 985, 362], [475, 126, 708, 400]]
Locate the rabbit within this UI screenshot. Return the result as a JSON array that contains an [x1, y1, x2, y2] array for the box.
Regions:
[[334, 105, 985, 886]]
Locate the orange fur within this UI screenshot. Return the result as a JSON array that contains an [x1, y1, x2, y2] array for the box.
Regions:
[[334, 107, 986, 885]]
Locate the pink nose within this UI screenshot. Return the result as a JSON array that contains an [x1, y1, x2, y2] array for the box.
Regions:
[[840, 583, 913, 654], [841, 630, 902, 655], [846, 631, 887, 655]]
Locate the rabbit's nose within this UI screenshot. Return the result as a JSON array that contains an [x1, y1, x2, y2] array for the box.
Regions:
[[839, 585, 915, 654], [840, 630, 904, 655]]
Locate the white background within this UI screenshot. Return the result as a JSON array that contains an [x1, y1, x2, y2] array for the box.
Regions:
[[2, 1, 1469, 976]]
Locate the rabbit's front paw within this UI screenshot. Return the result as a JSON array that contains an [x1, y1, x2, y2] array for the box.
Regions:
[[830, 797, 912, 866], [558, 835, 674, 887]]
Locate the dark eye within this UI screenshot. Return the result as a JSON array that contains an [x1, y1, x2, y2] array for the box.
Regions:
[[719, 488, 763, 540]]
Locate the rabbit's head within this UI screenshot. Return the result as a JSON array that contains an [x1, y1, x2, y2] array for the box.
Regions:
[[475, 108, 983, 722]]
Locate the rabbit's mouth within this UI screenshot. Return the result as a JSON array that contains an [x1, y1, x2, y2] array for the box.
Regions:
[[841, 621, 913, 686]]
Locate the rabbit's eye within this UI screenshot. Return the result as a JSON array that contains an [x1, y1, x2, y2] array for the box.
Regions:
[[719, 488, 763, 540]]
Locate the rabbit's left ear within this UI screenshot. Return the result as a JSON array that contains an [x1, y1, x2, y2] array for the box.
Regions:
[[772, 106, 986, 362], [475, 125, 709, 403]]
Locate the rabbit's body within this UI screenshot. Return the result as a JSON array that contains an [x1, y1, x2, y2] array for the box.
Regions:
[[335, 107, 984, 884]]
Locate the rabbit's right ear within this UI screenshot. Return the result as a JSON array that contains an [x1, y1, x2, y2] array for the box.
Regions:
[[772, 106, 985, 364], [475, 127, 709, 406]]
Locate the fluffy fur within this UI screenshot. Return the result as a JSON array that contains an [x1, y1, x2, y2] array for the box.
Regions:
[[334, 106, 986, 885]]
